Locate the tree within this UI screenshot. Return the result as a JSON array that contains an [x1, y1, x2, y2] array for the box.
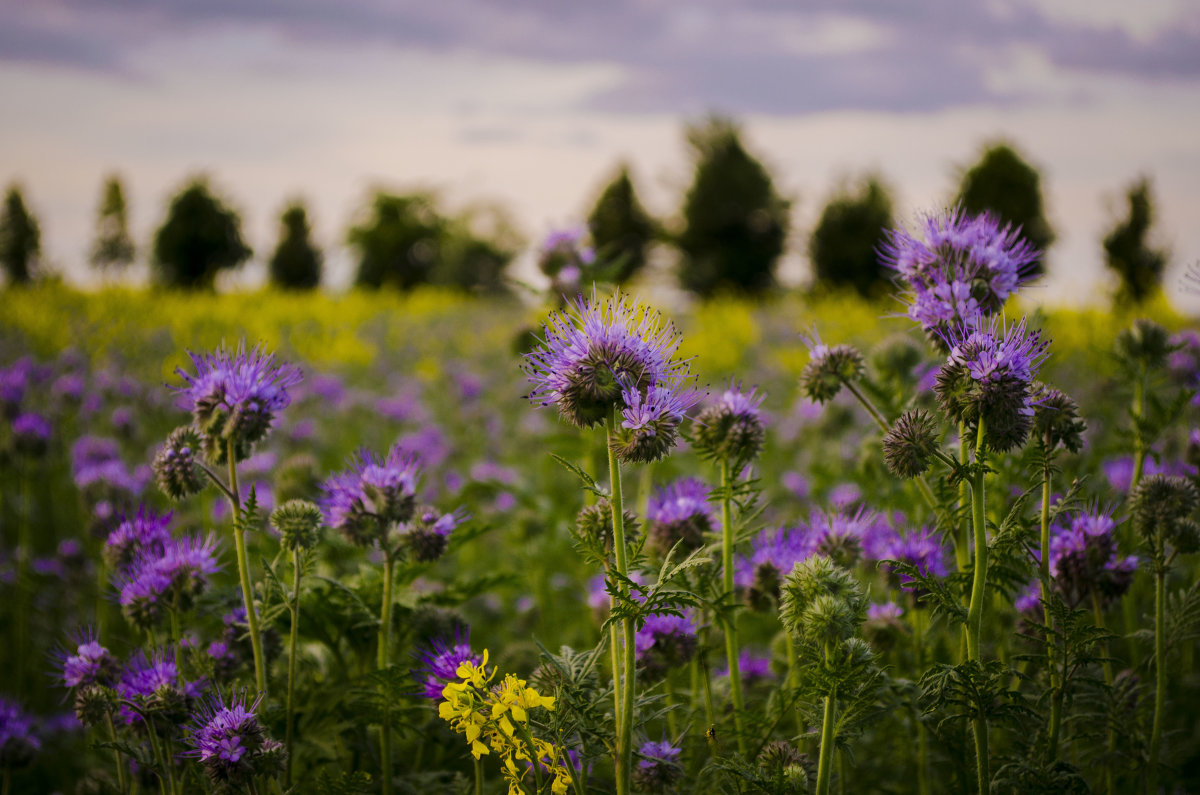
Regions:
[[677, 117, 790, 296], [809, 176, 895, 297], [956, 142, 1054, 278], [268, 202, 322, 290], [152, 178, 251, 289], [90, 175, 135, 272], [587, 164, 656, 284], [0, 185, 41, 285], [1103, 176, 1168, 305], [348, 191, 519, 293]]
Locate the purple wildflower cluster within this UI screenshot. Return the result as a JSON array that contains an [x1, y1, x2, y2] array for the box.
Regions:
[[538, 226, 597, 296], [185, 691, 284, 787], [635, 609, 699, 679], [174, 342, 302, 462], [883, 527, 950, 597], [634, 740, 683, 794], [881, 208, 1037, 340], [0, 699, 41, 769], [54, 627, 118, 690], [1048, 510, 1137, 608], [523, 292, 697, 462], [692, 382, 767, 465], [646, 478, 716, 555], [412, 631, 481, 700], [117, 649, 205, 727]]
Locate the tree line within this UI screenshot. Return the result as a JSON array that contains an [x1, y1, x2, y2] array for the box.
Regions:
[[0, 117, 1172, 305]]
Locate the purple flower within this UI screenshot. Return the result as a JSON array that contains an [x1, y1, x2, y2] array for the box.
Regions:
[[716, 650, 773, 685], [117, 650, 204, 726], [646, 478, 716, 555], [320, 445, 422, 545], [736, 525, 818, 595], [693, 381, 767, 464], [634, 740, 683, 793], [11, 411, 51, 455], [635, 609, 699, 678], [104, 507, 174, 572], [881, 208, 1037, 339], [0, 699, 40, 768], [867, 602, 904, 621], [610, 381, 700, 464], [185, 691, 284, 786], [174, 342, 301, 461], [117, 533, 220, 627], [884, 527, 950, 594], [411, 631, 481, 700], [522, 291, 693, 430], [1015, 581, 1041, 614], [806, 507, 892, 567], [54, 627, 118, 689], [1047, 509, 1137, 607]]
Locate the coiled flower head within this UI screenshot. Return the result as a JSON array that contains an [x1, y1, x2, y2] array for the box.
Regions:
[[881, 208, 1037, 341], [117, 649, 203, 727], [174, 342, 301, 463], [635, 609, 699, 680], [798, 334, 864, 404], [1031, 382, 1086, 454], [574, 499, 640, 562], [402, 506, 469, 562], [756, 741, 814, 793], [103, 507, 174, 572], [608, 382, 700, 464], [1131, 475, 1200, 556], [692, 382, 766, 465], [269, 499, 324, 551], [412, 630, 481, 701], [320, 446, 422, 546], [646, 478, 715, 557], [522, 291, 694, 432], [882, 409, 939, 478], [633, 740, 683, 794], [117, 533, 221, 627], [154, 426, 206, 500], [185, 691, 285, 789], [1048, 509, 1137, 607], [779, 556, 868, 646], [934, 314, 1049, 452]]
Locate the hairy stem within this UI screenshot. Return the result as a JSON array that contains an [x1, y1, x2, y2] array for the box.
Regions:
[[106, 711, 128, 795], [379, 548, 395, 795], [286, 548, 302, 788], [1040, 461, 1062, 760], [228, 440, 267, 696], [913, 607, 930, 795], [1130, 367, 1146, 491], [606, 413, 635, 795], [719, 459, 748, 757], [784, 630, 804, 738], [1148, 545, 1167, 795], [816, 640, 837, 795], [965, 418, 989, 794]]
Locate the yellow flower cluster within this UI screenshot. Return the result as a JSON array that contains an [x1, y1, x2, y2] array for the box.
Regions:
[[438, 650, 573, 795]]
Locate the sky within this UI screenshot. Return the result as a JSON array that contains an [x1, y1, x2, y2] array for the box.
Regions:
[[2, 0, 1199, 306]]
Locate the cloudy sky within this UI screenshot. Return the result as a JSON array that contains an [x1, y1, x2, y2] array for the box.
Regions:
[[2, 0, 1199, 304]]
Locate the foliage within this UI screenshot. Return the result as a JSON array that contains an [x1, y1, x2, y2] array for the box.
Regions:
[[587, 164, 657, 285], [268, 202, 323, 290], [152, 177, 252, 289], [808, 176, 894, 297], [0, 184, 41, 284], [1103, 176, 1168, 306]]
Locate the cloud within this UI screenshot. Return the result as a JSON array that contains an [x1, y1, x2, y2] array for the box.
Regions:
[[1, 0, 1197, 114]]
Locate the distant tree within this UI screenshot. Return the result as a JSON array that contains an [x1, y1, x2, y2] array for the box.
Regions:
[[809, 176, 895, 297], [348, 191, 519, 293], [90, 175, 135, 272], [677, 117, 790, 296], [956, 142, 1054, 278], [587, 164, 656, 284], [0, 185, 41, 285], [268, 202, 322, 290], [1103, 176, 1168, 306], [152, 178, 251, 289]]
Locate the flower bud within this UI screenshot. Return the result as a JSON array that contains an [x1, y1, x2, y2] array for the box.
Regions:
[[1031, 383, 1086, 454], [799, 344, 864, 404], [1131, 474, 1198, 547], [269, 500, 324, 551], [403, 506, 468, 563], [1115, 318, 1170, 370], [575, 500, 640, 558], [882, 410, 938, 478], [692, 384, 766, 465], [154, 426, 206, 500]]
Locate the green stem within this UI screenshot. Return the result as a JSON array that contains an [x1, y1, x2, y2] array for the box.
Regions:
[[379, 549, 395, 795], [1039, 462, 1061, 761], [719, 459, 748, 758], [15, 474, 30, 694], [286, 548, 302, 788], [143, 725, 168, 795], [606, 413, 635, 795], [815, 686, 837, 795], [784, 630, 804, 739], [665, 676, 678, 739], [228, 440, 267, 696], [1148, 552, 1166, 795], [474, 758, 483, 795], [2, 767, 8, 795], [1092, 591, 1115, 795], [106, 711, 129, 795], [965, 418, 989, 794], [1131, 368, 1146, 491], [913, 607, 929, 795]]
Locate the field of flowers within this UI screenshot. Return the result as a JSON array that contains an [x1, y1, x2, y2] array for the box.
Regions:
[[1, 225, 1198, 794]]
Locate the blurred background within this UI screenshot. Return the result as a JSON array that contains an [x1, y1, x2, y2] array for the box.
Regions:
[[1, 0, 1198, 308]]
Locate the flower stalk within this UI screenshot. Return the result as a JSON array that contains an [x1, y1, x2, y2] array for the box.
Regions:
[[606, 411, 635, 795], [228, 439, 267, 696], [719, 459, 748, 758]]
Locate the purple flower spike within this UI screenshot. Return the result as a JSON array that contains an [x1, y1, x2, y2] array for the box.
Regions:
[[104, 507, 174, 572], [522, 291, 693, 433], [54, 627, 118, 689], [634, 740, 683, 793], [885, 527, 950, 595], [0, 699, 41, 769], [646, 478, 716, 555], [185, 690, 284, 787], [320, 445, 423, 546], [174, 341, 301, 462], [881, 207, 1037, 341]]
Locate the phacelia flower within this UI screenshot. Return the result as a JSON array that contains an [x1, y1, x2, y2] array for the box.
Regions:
[[934, 314, 1049, 452], [736, 525, 818, 610], [692, 381, 767, 465], [117, 650, 204, 727], [1048, 510, 1137, 607], [608, 382, 700, 464], [0, 699, 40, 769], [1131, 475, 1200, 554], [117, 533, 220, 627], [522, 291, 693, 431], [320, 446, 422, 546], [646, 478, 716, 556], [412, 631, 481, 700], [54, 627, 118, 690], [716, 650, 774, 686], [880, 208, 1037, 340], [269, 499, 324, 551], [1167, 330, 1200, 404], [798, 333, 864, 404], [104, 507, 174, 572], [11, 411, 51, 456], [174, 342, 301, 463], [538, 226, 597, 293], [574, 499, 640, 561], [154, 426, 207, 500], [634, 740, 683, 794], [185, 691, 285, 788], [806, 508, 893, 569], [402, 505, 469, 562], [635, 609, 699, 679], [1030, 382, 1086, 454]]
